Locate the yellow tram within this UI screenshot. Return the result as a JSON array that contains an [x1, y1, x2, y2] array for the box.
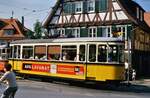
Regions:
[[8, 38, 125, 82]]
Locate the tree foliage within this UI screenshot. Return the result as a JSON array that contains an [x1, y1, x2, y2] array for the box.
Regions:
[[33, 20, 44, 39]]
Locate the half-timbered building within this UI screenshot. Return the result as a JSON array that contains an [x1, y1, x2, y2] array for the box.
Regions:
[[44, 0, 150, 77]]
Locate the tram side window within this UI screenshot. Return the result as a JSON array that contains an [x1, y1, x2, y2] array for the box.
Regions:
[[98, 45, 107, 62], [108, 45, 119, 62], [48, 45, 61, 60], [118, 45, 124, 63], [89, 44, 96, 62], [62, 45, 77, 61], [22, 46, 33, 59], [79, 45, 85, 61], [35, 46, 46, 60]]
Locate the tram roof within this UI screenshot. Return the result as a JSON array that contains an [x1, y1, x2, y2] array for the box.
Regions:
[[10, 38, 123, 44]]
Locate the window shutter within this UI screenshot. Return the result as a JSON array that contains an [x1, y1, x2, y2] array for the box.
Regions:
[[72, 3, 75, 14], [97, 27, 102, 37], [83, 1, 87, 13], [95, 0, 99, 12], [127, 25, 132, 39], [65, 28, 70, 36], [99, 0, 108, 12], [63, 3, 68, 14], [80, 28, 88, 37]]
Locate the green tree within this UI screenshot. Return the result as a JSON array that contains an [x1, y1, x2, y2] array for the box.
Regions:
[[25, 30, 34, 39], [33, 20, 44, 39]]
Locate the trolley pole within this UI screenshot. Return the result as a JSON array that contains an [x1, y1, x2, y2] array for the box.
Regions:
[[127, 37, 131, 85]]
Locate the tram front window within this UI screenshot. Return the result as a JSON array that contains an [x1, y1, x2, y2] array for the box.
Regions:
[[22, 46, 33, 59]]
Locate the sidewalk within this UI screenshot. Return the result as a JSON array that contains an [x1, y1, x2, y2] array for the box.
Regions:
[[130, 79, 150, 87]]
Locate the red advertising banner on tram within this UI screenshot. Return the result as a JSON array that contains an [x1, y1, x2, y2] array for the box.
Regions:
[[22, 63, 84, 75]]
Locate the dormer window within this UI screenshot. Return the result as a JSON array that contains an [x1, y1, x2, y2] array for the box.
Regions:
[[4, 29, 14, 35], [87, 0, 95, 12], [75, 2, 82, 13], [140, 10, 143, 21], [136, 7, 140, 19]]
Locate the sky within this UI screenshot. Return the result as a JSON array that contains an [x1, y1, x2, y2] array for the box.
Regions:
[[0, 0, 150, 30]]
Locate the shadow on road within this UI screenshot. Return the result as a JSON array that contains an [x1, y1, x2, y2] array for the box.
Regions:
[[68, 81, 150, 94], [21, 77, 150, 94]]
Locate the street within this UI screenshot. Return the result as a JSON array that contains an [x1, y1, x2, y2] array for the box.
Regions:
[[1, 79, 150, 98]]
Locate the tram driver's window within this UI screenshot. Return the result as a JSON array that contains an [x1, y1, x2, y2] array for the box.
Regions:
[[62, 45, 77, 61], [89, 45, 96, 62], [22, 46, 33, 59], [79, 45, 85, 61], [98, 45, 107, 62]]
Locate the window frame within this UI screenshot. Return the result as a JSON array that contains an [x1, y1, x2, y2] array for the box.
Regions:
[[87, 0, 95, 13], [75, 1, 83, 13], [88, 27, 97, 37]]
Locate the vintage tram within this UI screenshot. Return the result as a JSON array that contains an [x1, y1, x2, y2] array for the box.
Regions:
[[8, 38, 125, 82]]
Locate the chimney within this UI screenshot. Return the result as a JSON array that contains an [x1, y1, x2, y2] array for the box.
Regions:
[[22, 16, 24, 28]]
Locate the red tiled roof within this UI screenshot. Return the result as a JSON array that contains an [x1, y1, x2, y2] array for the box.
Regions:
[[144, 12, 150, 27]]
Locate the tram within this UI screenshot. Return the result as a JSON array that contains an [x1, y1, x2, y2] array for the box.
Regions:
[[8, 38, 125, 82]]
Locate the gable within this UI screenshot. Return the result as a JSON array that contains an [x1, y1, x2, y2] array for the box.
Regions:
[[44, 0, 148, 29], [0, 19, 25, 38]]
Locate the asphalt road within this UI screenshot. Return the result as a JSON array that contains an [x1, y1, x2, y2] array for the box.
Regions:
[[0, 79, 150, 98]]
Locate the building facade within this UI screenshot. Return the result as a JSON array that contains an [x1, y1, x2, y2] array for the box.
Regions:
[[44, 0, 150, 77]]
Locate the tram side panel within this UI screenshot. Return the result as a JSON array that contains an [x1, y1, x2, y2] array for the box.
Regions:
[[86, 63, 125, 81], [9, 59, 86, 80]]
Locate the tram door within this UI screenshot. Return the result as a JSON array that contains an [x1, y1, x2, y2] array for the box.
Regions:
[[86, 44, 98, 80], [11, 45, 21, 71], [79, 45, 87, 79]]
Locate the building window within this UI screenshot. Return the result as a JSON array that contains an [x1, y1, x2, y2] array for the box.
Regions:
[[57, 28, 65, 37], [112, 25, 126, 40], [63, 3, 75, 14], [87, 0, 95, 12], [4, 29, 14, 35], [88, 27, 97, 37], [75, 2, 82, 13]]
